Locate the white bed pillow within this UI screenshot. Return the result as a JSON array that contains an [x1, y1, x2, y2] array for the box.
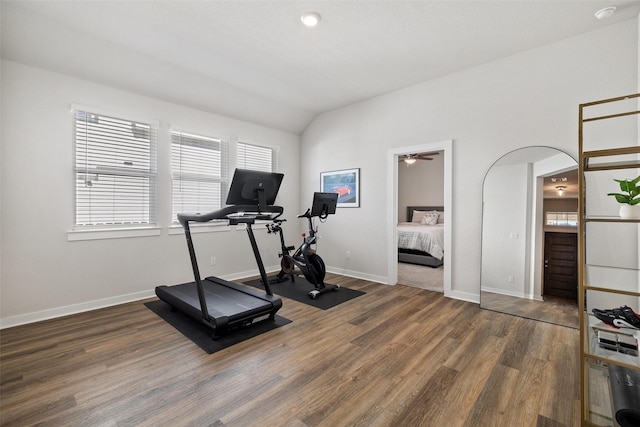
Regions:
[[436, 211, 444, 224], [420, 214, 438, 225], [412, 210, 429, 223]]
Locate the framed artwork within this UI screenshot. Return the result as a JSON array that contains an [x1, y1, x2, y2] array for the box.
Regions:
[[320, 168, 360, 208]]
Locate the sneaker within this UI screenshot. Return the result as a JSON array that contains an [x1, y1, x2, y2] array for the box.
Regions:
[[592, 306, 640, 330]]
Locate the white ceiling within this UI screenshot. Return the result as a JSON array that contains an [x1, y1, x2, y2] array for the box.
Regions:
[[2, 1, 639, 134]]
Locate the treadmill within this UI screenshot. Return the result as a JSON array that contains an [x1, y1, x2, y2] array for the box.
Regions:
[[156, 169, 285, 339]]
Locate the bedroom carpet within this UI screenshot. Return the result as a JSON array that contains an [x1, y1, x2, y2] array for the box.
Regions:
[[397, 262, 443, 293]]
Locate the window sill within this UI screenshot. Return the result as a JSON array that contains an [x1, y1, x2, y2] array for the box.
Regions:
[[67, 226, 162, 241]]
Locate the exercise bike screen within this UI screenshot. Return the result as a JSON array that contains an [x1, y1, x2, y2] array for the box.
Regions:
[[310, 192, 338, 217]]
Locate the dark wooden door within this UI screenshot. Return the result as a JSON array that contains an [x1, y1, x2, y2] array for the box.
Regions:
[[543, 232, 578, 300]]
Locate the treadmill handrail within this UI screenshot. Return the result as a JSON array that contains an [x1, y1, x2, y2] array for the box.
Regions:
[[178, 205, 283, 227]]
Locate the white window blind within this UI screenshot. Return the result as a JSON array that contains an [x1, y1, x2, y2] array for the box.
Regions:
[[546, 212, 578, 227], [171, 131, 228, 222], [74, 110, 157, 228], [237, 141, 279, 172]]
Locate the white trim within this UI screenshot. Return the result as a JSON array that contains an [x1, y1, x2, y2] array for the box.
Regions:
[[482, 286, 526, 299], [67, 226, 162, 241], [447, 290, 480, 304], [0, 289, 155, 329], [387, 139, 454, 298], [326, 267, 388, 284], [221, 266, 281, 283]]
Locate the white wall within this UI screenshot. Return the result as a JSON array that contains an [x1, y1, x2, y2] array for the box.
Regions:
[[1, 18, 638, 326], [0, 48, 3, 311], [482, 163, 528, 297], [300, 19, 639, 302], [0, 60, 300, 327]]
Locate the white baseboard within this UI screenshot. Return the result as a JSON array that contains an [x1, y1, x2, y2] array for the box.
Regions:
[[222, 266, 280, 282], [1, 266, 479, 328], [447, 289, 480, 304], [328, 267, 480, 305], [0, 289, 155, 329], [481, 286, 525, 299], [326, 267, 388, 284], [0, 267, 283, 329]]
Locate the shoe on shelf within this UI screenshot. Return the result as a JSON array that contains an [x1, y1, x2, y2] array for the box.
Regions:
[[592, 305, 640, 330]]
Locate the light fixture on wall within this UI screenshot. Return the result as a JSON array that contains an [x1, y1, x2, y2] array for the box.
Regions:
[[556, 185, 567, 196], [301, 12, 321, 27], [594, 6, 616, 20]]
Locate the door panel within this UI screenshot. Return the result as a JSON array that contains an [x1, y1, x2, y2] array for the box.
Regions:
[[544, 232, 578, 300]]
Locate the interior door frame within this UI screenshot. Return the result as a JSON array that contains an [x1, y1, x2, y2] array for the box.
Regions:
[[387, 139, 453, 297]]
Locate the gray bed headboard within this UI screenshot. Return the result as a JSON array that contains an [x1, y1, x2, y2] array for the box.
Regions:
[[406, 206, 444, 222]]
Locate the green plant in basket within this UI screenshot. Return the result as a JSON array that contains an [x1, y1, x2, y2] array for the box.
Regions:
[[607, 175, 640, 205]]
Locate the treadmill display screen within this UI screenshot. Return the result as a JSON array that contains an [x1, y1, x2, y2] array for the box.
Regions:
[[226, 169, 284, 207]]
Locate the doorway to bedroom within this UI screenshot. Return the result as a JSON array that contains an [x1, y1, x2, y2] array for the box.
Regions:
[[397, 151, 445, 292], [387, 140, 452, 297]]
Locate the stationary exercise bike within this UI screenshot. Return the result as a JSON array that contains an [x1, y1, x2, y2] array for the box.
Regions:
[[266, 192, 339, 299]]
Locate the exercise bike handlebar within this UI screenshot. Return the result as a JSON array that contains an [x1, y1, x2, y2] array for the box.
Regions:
[[297, 209, 331, 221], [297, 208, 312, 219]]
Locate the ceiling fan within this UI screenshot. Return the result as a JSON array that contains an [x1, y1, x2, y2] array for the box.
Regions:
[[399, 152, 440, 164]]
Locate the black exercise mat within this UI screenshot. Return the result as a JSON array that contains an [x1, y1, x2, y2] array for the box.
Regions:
[[145, 300, 291, 354], [243, 276, 365, 310], [608, 364, 640, 427]]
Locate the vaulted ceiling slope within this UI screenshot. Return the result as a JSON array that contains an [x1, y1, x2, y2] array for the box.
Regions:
[[2, 1, 639, 135]]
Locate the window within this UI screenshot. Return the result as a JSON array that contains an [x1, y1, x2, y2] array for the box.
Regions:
[[74, 110, 157, 228], [546, 211, 578, 227], [171, 131, 228, 223], [237, 141, 279, 172]]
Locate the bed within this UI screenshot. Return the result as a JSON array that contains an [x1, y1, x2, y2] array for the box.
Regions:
[[398, 206, 444, 268]]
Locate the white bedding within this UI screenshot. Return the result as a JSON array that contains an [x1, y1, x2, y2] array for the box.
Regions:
[[397, 222, 444, 260]]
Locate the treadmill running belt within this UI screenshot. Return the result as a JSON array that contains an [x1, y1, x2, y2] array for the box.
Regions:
[[155, 277, 281, 337]]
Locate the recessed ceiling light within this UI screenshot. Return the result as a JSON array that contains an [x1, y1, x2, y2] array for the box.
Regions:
[[594, 6, 616, 20], [301, 12, 321, 27]]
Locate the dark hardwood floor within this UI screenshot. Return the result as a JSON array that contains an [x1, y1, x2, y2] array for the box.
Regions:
[[1, 274, 579, 426], [481, 291, 579, 329]]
